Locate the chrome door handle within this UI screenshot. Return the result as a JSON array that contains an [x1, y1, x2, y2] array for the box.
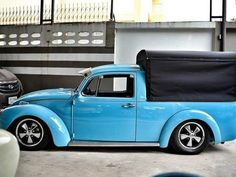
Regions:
[[121, 103, 135, 108]]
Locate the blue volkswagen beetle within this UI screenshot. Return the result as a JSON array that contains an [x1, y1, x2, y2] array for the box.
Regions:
[[0, 50, 236, 154]]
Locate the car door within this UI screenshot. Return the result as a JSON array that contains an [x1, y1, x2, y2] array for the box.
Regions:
[[73, 73, 136, 141]]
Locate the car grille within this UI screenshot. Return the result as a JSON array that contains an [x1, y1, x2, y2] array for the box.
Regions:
[[0, 80, 20, 93]]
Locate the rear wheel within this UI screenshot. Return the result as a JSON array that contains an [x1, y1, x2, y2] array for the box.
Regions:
[[170, 121, 210, 154], [11, 117, 50, 150]]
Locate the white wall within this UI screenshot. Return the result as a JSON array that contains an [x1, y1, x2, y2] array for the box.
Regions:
[[115, 24, 213, 64]]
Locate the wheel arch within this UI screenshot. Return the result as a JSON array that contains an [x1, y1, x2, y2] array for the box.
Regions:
[[159, 109, 222, 148], [2, 104, 71, 147]]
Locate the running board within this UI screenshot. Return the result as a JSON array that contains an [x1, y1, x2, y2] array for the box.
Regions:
[[68, 141, 160, 147]]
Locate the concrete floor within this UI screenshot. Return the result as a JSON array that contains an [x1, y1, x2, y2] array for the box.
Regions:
[[16, 141, 236, 177]]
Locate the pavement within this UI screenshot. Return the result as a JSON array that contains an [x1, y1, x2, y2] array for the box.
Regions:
[[16, 141, 236, 177]]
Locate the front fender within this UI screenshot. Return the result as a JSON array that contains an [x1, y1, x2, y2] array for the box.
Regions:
[[0, 104, 70, 147], [159, 109, 222, 148]]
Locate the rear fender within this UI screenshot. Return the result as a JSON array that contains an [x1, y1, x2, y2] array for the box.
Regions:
[[0, 104, 71, 147], [159, 109, 222, 148]]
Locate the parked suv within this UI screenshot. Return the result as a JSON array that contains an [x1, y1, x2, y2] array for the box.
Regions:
[[0, 68, 23, 108]]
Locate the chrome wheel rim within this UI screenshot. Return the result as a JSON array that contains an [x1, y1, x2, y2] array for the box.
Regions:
[[16, 118, 44, 147], [177, 122, 205, 150]]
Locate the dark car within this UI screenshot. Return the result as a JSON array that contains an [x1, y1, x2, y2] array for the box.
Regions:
[[0, 68, 23, 108]]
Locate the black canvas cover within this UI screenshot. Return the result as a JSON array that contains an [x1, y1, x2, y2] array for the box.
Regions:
[[137, 50, 236, 102]]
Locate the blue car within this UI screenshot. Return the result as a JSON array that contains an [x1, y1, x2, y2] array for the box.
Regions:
[[0, 50, 236, 154]]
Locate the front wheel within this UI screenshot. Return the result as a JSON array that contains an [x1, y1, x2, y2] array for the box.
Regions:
[[11, 117, 50, 150], [169, 121, 210, 154]]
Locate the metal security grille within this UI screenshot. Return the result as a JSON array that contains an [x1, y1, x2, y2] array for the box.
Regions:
[[0, 0, 112, 25]]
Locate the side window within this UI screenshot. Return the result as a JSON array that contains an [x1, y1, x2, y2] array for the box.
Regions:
[[82, 74, 134, 98]]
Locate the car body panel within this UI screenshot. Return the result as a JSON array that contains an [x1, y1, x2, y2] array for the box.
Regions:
[[13, 88, 73, 104], [12, 88, 73, 136], [136, 101, 236, 145], [74, 96, 137, 141], [0, 104, 70, 146], [158, 109, 222, 148]]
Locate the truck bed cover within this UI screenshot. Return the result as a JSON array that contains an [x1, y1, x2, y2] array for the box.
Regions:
[[137, 50, 236, 102]]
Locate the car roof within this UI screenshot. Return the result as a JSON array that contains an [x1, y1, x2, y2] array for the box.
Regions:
[[91, 64, 140, 74]]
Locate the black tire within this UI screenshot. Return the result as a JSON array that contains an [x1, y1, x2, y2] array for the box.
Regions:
[[169, 120, 210, 154], [10, 117, 50, 150]]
